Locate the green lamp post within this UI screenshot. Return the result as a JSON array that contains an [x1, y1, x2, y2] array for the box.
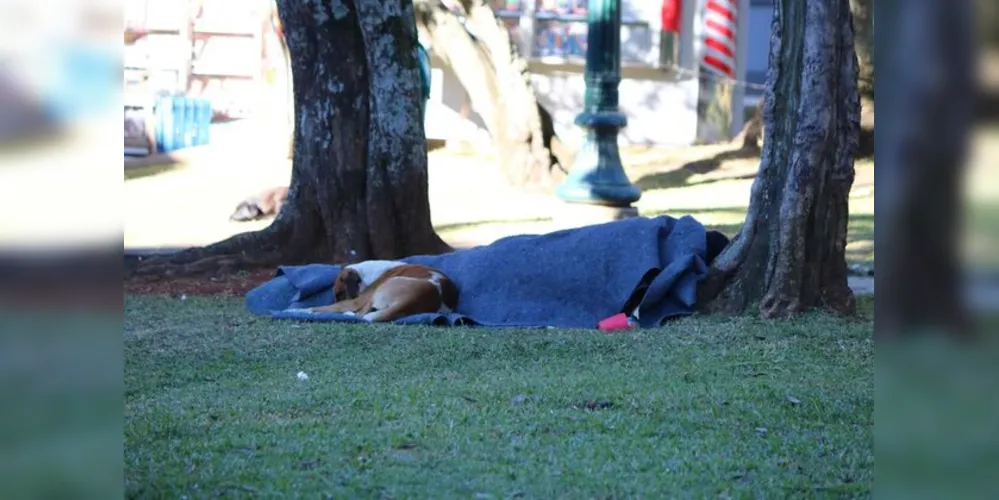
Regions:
[[555, 0, 641, 208]]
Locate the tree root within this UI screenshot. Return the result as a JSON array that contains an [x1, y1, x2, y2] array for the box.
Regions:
[[128, 221, 302, 278], [130, 250, 288, 278]]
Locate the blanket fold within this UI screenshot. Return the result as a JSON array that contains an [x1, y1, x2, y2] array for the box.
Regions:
[[245, 215, 715, 328]]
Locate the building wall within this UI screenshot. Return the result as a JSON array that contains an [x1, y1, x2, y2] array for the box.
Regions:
[[124, 0, 776, 149], [425, 0, 774, 148], [425, 0, 703, 149], [422, 61, 700, 149], [529, 64, 700, 148]]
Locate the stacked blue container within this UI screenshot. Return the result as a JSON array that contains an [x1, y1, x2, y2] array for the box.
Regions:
[[153, 96, 214, 153]]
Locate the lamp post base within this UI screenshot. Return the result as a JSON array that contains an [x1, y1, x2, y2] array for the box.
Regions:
[[555, 111, 642, 207]]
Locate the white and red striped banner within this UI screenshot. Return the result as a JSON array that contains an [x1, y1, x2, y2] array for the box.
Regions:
[[700, 0, 738, 78]]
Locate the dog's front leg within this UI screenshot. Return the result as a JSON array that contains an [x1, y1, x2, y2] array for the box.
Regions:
[[308, 298, 362, 314]]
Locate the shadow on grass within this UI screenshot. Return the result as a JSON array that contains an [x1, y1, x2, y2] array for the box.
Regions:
[[644, 207, 748, 238], [634, 147, 760, 191], [643, 206, 750, 221], [846, 214, 875, 266], [124, 161, 188, 181], [434, 217, 552, 234]]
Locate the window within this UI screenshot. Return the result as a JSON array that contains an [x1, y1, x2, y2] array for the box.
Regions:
[[489, 0, 654, 65]]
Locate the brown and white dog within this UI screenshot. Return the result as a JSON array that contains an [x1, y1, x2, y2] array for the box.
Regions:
[[304, 260, 458, 322], [229, 186, 289, 222]]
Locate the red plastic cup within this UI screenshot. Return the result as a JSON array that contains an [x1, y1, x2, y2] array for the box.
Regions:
[[598, 313, 635, 332]]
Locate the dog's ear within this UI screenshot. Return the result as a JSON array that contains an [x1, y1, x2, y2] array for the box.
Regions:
[[439, 277, 459, 312], [705, 230, 731, 265], [229, 202, 261, 222], [344, 270, 361, 298]]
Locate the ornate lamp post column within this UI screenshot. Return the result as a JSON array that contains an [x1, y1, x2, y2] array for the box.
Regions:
[[555, 0, 641, 210]]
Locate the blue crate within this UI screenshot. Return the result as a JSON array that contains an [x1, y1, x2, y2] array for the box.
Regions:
[[153, 96, 213, 153]]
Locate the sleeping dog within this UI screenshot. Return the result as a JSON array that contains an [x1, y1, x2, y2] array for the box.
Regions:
[[303, 260, 459, 323], [229, 186, 288, 222]]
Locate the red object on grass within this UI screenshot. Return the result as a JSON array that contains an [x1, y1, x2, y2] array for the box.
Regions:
[[598, 313, 635, 332], [661, 0, 682, 33]]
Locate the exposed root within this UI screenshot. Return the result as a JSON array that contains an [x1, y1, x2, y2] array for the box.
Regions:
[[128, 220, 304, 278], [130, 251, 289, 278], [759, 294, 804, 319]]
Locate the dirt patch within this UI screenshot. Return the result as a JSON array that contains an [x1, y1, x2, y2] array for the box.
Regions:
[[125, 268, 277, 297]]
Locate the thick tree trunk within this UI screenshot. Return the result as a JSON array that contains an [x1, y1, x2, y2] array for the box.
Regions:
[[700, 0, 860, 318], [876, 1, 976, 339], [413, 0, 566, 191], [132, 0, 451, 277]]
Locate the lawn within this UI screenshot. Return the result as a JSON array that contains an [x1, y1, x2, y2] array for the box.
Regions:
[[122, 126, 880, 496], [124, 295, 874, 497]]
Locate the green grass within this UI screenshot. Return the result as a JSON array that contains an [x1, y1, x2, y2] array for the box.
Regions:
[[125, 295, 874, 498]]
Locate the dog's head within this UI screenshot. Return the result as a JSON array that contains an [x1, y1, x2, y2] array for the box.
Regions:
[[438, 276, 459, 312], [229, 201, 263, 222], [705, 230, 731, 265], [333, 267, 362, 302]]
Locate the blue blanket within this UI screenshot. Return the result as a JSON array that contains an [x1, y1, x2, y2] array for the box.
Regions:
[[245, 215, 715, 329]]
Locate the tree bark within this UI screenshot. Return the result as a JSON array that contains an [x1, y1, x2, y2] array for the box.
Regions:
[[413, 0, 567, 191], [699, 0, 860, 318], [132, 0, 451, 277], [876, 1, 976, 339]]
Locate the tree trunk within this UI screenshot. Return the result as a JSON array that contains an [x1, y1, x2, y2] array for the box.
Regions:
[[699, 0, 860, 318], [876, 1, 976, 339], [413, 0, 567, 191], [132, 0, 451, 277]]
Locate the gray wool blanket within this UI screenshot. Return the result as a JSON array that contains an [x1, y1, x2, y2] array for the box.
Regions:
[[245, 215, 714, 328]]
